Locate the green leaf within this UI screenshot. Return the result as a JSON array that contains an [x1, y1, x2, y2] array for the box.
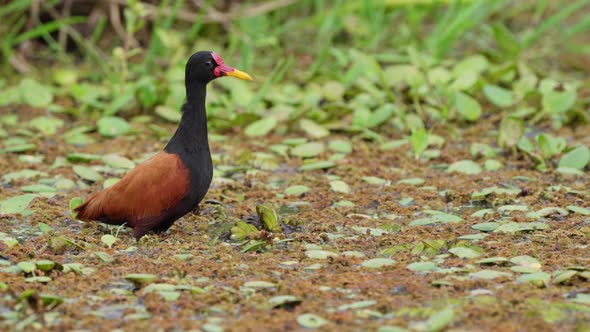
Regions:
[[542, 89, 576, 113], [69, 197, 84, 219], [330, 180, 350, 194], [407, 261, 438, 272], [155, 105, 181, 122], [21, 184, 56, 193], [498, 117, 524, 148], [469, 269, 511, 280], [447, 160, 482, 174], [329, 140, 352, 154], [517, 272, 550, 287], [244, 117, 277, 137], [299, 119, 329, 139], [103, 154, 135, 169], [454, 92, 481, 121], [20, 78, 54, 107], [305, 250, 337, 259], [510, 255, 541, 273], [297, 313, 329, 329], [284, 185, 310, 196], [97, 116, 130, 137], [29, 116, 63, 135], [368, 104, 395, 128], [448, 247, 482, 259], [299, 161, 335, 171], [100, 234, 117, 248], [0, 194, 37, 215], [410, 129, 428, 158], [417, 307, 454, 332], [536, 134, 566, 159], [291, 142, 324, 158], [361, 258, 395, 268], [558, 146, 589, 169], [243, 280, 276, 289], [269, 295, 302, 308], [124, 273, 157, 285], [256, 204, 282, 233], [362, 176, 388, 185], [483, 85, 514, 107], [73, 165, 103, 182]]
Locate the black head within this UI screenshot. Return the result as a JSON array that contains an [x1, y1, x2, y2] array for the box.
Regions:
[[185, 51, 253, 85]]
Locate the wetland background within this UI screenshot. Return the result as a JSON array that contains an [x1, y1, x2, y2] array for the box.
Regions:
[[1, 0, 590, 331]]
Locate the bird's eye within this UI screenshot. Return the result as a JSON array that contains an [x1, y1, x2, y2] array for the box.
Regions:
[[204, 61, 213, 68]]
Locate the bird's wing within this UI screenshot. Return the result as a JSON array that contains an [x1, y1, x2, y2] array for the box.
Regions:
[[74, 151, 190, 227]]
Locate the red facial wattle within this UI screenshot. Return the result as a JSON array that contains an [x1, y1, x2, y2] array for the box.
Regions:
[[211, 52, 234, 77], [210, 52, 253, 81]]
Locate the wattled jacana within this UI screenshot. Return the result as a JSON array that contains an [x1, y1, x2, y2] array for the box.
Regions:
[[74, 51, 253, 239]]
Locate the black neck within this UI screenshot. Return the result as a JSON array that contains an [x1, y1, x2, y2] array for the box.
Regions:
[[164, 82, 209, 155]]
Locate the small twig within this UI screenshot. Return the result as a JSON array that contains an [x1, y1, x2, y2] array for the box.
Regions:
[[109, 0, 138, 49]]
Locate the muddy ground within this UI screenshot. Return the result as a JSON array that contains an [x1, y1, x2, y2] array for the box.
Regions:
[[1, 108, 589, 332]]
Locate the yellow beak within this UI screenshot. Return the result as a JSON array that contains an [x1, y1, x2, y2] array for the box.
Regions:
[[225, 69, 254, 81]]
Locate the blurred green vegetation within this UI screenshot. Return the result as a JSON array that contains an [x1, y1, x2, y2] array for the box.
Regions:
[[0, 0, 589, 170]]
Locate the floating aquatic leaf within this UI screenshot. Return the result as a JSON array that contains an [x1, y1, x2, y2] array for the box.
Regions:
[[542, 89, 576, 114], [17, 261, 36, 273], [396, 178, 425, 186], [299, 161, 335, 171], [244, 117, 277, 137], [484, 85, 514, 107], [449, 247, 482, 259], [125, 273, 157, 285], [554, 270, 577, 284], [558, 146, 589, 170], [230, 221, 258, 241], [362, 176, 388, 185], [3, 169, 47, 182], [330, 180, 350, 194], [471, 209, 494, 218], [411, 307, 454, 332], [284, 185, 310, 196], [484, 159, 502, 171], [517, 272, 550, 287], [455, 92, 481, 121], [572, 294, 590, 305], [21, 184, 56, 193], [470, 270, 511, 280], [305, 250, 337, 260], [338, 300, 377, 311], [256, 204, 282, 233], [476, 257, 508, 265], [447, 160, 482, 174], [0, 194, 37, 215], [25, 276, 52, 283], [498, 117, 524, 148], [407, 262, 438, 272], [269, 295, 301, 308], [510, 255, 541, 273], [73, 165, 103, 182], [299, 119, 329, 139], [566, 206, 590, 216], [243, 281, 276, 289], [35, 260, 56, 272], [361, 258, 395, 268], [67, 153, 101, 163], [103, 154, 135, 169], [20, 78, 53, 107], [29, 116, 63, 135], [329, 140, 352, 153], [297, 313, 329, 329], [100, 234, 117, 248], [291, 142, 324, 158], [472, 222, 500, 232], [97, 116, 130, 137]]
